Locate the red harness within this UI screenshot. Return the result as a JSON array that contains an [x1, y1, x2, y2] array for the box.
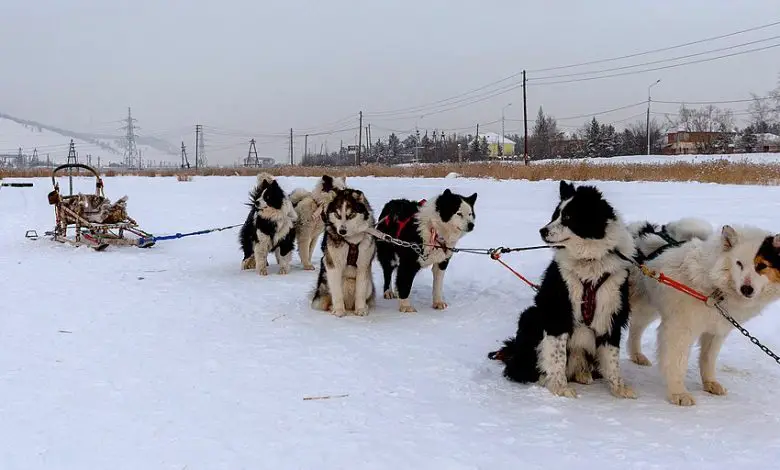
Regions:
[[379, 199, 427, 238], [581, 273, 611, 326]]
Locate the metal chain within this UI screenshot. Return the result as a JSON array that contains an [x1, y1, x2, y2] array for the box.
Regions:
[[714, 303, 780, 365]]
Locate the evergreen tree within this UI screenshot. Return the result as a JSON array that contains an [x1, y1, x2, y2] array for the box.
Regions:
[[388, 133, 400, 160], [479, 136, 490, 159]]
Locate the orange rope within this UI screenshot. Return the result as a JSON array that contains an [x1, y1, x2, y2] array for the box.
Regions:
[[490, 251, 540, 291]]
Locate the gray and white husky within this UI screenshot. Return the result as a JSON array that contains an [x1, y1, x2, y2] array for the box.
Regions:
[[311, 188, 377, 317]]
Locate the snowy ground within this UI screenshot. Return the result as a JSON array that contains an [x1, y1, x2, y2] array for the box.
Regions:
[[535, 152, 780, 165], [2, 175, 780, 469]]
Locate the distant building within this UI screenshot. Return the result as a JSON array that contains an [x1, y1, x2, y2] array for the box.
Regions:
[[754, 133, 780, 153], [662, 131, 737, 155], [470, 132, 516, 158]]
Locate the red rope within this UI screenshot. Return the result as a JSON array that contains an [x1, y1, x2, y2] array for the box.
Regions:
[[490, 251, 540, 290]]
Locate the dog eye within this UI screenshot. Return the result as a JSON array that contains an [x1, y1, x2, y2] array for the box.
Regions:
[[736, 261, 744, 269], [756, 262, 767, 271], [456, 212, 463, 217], [346, 213, 355, 219]]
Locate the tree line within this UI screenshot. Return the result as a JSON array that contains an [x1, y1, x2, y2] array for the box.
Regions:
[[301, 77, 780, 165]]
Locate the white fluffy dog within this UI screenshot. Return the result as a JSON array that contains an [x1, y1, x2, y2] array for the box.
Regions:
[[629, 223, 780, 406], [289, 175, 347, 270]]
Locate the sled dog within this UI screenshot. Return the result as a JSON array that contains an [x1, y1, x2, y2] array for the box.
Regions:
[[289, 175, 347, 270]]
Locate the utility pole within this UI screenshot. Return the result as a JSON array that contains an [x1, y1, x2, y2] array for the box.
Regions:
[[357, 111, 363, 166], [304, 134, 308, 160], [197, 125, 206, 168], [97, 156, 100, 169], [366, 125, 371, 161], [194, 125, 201, 171], [181, 141, 190, 168], [647, 79, 661, 155], [522, 70, 529, 166], [289, 128, 294, 165], [246, 139, 258, 166]]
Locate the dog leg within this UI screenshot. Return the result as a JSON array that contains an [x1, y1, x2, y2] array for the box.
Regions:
[[254, 241, 269, 276], [241, 257, 256, 270], [298, 228, 315, 270], [628, 304, 656, 366], [307, 234, 320, 270], [396, 262, 420, 313], [354, 267, 370, 317], [699, 332, 727, 396], [431, 261, 448, 310], [325, 267, 346, 317], [597, 344, 637, 399], [277, 248, 293, 275], [538, 333, 577, 398], [658, 317, 696, 406], [567, 349, 593, 385]]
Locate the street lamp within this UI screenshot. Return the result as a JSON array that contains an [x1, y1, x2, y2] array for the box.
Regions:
[[502, 103, 512, 158], [647, 79, 661, 155]]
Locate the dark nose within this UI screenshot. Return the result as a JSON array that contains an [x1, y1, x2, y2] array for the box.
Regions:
[[338, 227, 347, 235], [539, 227, 549, 238], [740, 285, 754, 297], [467, 222, 474, 232]]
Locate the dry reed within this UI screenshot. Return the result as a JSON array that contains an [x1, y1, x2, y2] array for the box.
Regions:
[[2, 160, 780, 186]]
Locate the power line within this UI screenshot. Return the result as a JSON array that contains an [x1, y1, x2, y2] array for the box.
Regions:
[[528, 34, 780, 82], [527, 19, 780, 73], [528, 42, 780, 87], [362, 19, 780, 117]]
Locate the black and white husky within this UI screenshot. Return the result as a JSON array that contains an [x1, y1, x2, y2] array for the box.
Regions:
[[311, 189, 377, 317], [239, 173, 297, 275], [489, 181, 637, 399], [376, 189, 477, 313]]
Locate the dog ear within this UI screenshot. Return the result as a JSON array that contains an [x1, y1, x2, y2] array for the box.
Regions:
[[321, 175, 334, 192], [559, 181, 576, 200], [721, 225, 738, 251], [464, 192, 477, 207]]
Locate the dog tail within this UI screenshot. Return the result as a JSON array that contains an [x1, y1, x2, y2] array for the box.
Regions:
[[662, 217, 713, 242], [487, 337, 516, 363], [256, 172, 275, 185], [289, 188, 310, 207]]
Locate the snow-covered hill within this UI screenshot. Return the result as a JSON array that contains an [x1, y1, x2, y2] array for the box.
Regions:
[[0, 114, 176, 166]]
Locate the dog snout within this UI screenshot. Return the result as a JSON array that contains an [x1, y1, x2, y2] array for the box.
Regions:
[[740, 284, 754, 297], [466, 222, 475, 232], [539, 227, 549, 239], [338, 227, 347, 235]]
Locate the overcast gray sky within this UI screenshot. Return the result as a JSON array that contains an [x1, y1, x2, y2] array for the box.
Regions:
[[1, 0, 779, 164]]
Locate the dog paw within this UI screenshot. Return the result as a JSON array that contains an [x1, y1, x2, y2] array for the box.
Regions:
[[669, 392, 696, 406], [630, 353, 652, 367], [399, 304, 417, 313], [610, 382, 638, 399], [241, 258, 255, 270], [278, 266, 289, 275], [303, 264, 316, 271], [703, 380, 727, 396], [383, 290, 397, 299], [257, 267, 268, 276], [354, 307, 369, 317], [548, 384, 578, 398], [329, 307, 346, 318], [572, 370, 593, 385], [432, 300, 448, 310]]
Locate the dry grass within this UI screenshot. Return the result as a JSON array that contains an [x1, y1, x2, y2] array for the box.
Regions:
[[3, 160, 780, 185]]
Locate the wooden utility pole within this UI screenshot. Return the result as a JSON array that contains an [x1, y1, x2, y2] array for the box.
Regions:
[[304, 134, 309, 160], [522, 70, 529, 166], [356, 111, 363, 166], [195, 124, 201, 171], [289, 128, 294, 165]]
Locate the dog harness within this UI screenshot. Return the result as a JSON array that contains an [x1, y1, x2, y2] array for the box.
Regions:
[[346, 242, 360, 267], [378, 199, 427, 238], [580, 273, 611, 326]]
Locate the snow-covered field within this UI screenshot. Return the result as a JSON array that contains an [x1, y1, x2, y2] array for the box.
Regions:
[[2, 175, 780, 469], [536, 152, 780, 165]]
